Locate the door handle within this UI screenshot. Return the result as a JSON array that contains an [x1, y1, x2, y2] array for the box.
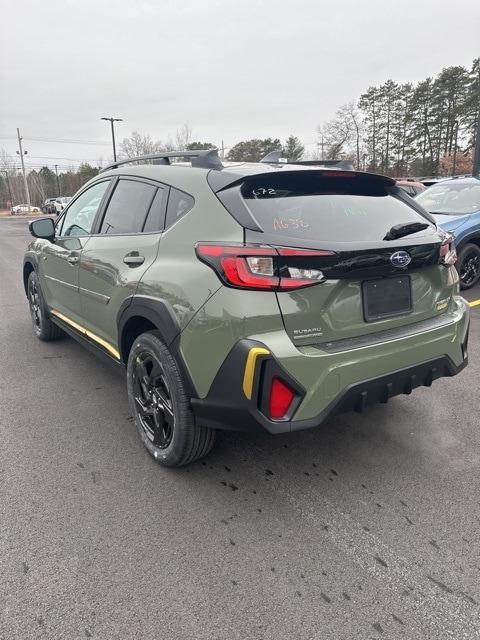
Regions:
[[123, 253, 145, 267], [67, 255, 79, 265]]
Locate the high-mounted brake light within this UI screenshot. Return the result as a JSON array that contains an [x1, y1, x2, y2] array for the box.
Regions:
[[439, 234, 457, 266], [319, 171, 356, 178], [196, 243, 335, 291]]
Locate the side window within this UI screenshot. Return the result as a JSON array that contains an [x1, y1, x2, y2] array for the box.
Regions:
[[100, 179, 156, 234], [60, 181, 110, 237], [142, 187, 167, 232], [165, 188, 194, 229]]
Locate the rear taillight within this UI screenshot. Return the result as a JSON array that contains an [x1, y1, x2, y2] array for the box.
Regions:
[[439, 234, 457, 266], [196, 243, 335, 291], [269, 377, 295, 419]]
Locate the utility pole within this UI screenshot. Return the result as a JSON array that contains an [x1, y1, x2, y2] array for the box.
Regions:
[[101, 116, 123, 162], [316, 135, 326, 160], [220, 139, 225, 160], [1, 169, 13, 207], [473, 108, 480, 177], [16, 128, 31, 212], [452, 120, 459, 176], [54, 164, 60, 195]]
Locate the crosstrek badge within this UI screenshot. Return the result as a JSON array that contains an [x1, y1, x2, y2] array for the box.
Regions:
[[293, 327, 323, 339]]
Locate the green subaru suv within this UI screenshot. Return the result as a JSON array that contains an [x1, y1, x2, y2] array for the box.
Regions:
[[24, 150, 470, 466]]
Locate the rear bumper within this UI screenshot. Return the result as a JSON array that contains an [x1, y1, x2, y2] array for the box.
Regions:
[[191, 347, 468, 435], [290, 353, 467, 432], [191, 300, 470, 435]]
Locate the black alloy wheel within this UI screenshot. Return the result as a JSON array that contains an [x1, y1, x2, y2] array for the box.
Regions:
[[26, 271, 64, 341], [132, 351, 175, 449], [458, 244, 480, 290], [127, 331, 216, 467], [28, 276, 42, 334]]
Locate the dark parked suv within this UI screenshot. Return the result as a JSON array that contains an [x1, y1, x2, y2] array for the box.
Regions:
[[24, 150, 469, 466]]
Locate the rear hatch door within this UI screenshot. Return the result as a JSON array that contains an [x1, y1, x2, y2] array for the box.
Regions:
[[217, 169, 454, 347]]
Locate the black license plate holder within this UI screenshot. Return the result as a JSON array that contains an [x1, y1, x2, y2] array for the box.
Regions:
[[362, 276, 412, 322]]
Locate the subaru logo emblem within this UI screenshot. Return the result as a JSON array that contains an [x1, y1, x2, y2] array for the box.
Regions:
[[390, 251, 411, 268]]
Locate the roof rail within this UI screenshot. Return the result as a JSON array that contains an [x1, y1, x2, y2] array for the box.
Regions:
[[259, 152, 354, 171], [100, 149, 223, 173]]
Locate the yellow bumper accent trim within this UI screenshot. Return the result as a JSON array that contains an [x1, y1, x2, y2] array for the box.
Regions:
[[242, 347, 270, 400], [50, 309, 120, 360]]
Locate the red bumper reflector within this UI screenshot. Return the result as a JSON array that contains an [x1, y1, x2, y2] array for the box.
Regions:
[[269, 377, 295, 419]]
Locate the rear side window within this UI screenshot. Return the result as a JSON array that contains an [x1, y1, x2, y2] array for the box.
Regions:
[[100, 179, 156, 234], [143, 187, 167, 232], [241, 172, 432, 243], [165, 188, 194, 229]]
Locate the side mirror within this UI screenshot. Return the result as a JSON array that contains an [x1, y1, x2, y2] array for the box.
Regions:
[[29, 217, 56, 240]]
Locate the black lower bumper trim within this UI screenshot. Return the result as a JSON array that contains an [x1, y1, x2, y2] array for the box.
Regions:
[[290, 354, 467, 433]]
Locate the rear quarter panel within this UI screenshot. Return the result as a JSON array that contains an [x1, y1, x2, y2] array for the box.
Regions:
[[137, 179, 243, 331]]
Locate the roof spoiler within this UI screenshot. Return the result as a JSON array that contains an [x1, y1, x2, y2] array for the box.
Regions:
[[259, 151, 354, 171], [289, 159, 355, 171], [100, 149, 223, 173], [260, 150, 288, 164]]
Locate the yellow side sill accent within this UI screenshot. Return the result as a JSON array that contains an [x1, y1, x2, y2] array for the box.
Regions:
[[242, 347, 270, 399], [85, 330, 121, 360], [50, 309, 86, 335], [50, 309, 120, 360]]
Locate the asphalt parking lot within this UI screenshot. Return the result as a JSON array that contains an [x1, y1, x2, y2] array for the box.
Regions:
[[1, 216, 480, 640]]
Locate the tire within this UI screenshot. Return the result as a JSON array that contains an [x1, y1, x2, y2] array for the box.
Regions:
[[27, 271, 64, 341], [457, 243, 480, 290], [127, 331, 216, 467]]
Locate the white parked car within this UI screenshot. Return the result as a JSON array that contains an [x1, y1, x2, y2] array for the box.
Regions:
[[53, 196, 72, 214], [10, 204, 40, 214]]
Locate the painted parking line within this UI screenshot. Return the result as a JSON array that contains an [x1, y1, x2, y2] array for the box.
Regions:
[[469, 299, 480, 308]]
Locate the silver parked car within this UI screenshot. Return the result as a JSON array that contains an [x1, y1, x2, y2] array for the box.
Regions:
[[10, 204, 40, 215], [53, 197, 72, 214]]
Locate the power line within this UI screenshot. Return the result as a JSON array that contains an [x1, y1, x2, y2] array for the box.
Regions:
[[0, 134, 111, 146], [23, 155, 104, 162]]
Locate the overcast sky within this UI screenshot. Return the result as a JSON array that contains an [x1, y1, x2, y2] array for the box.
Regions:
[[1, 0, 479, 169]]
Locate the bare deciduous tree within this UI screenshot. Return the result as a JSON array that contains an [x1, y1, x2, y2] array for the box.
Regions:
[[119, 131, 166, 158], [174, 124, 193, 150]]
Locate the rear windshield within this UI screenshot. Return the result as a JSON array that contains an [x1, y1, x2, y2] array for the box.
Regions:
[[241, 173, 431, 243]]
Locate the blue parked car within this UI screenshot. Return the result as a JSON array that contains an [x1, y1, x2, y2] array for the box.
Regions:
[[416, 176, 480, 289]]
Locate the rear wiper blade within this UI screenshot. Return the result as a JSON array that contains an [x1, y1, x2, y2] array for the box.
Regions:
[[384, 222, 429, 241]]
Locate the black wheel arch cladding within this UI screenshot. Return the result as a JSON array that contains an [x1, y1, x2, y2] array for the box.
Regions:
[[117, 295, 197, 397]]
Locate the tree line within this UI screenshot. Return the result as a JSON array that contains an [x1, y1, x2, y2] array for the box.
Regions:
[[0, 127, 305, 207], [0, 157, 100, 209], [1, 58, 478, 208], [321, 58, 479, 177]]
